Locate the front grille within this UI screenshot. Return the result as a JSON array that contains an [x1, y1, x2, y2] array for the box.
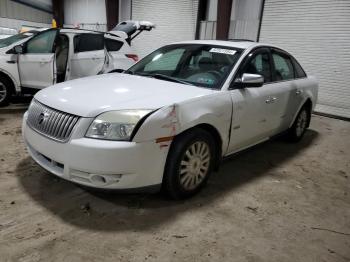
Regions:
[[27, 99, 80, 142]]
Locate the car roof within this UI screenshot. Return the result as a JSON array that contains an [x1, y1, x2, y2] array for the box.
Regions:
[[60, 28, 102, 34], [171, 40, 276, 50]]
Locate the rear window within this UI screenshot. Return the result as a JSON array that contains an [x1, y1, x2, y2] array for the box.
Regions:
[[105, 38, 123, 51], [74, 33, 104, 52], [292, 57, 307, 78], [272, 52, 295, 81]]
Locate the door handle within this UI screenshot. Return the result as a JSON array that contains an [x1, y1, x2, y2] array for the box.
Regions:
[[6, 60, 16, 64], [265, 97, 277, 104]]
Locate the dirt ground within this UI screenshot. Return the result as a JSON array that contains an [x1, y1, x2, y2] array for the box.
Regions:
[[0, 112, 349, 262]]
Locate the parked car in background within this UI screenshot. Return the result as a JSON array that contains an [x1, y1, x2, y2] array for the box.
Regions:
[[0, 27, 17, 39], [22, 40, 318, 199], [0, 28, 48, 46], [0, 21, 155, 106], [0, 31, 36, 46], [19, 25, 49, 34], [0, 35, 12, 40]]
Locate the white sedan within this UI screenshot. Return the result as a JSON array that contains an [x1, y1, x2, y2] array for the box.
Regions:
[[22, 40, 318, 199]]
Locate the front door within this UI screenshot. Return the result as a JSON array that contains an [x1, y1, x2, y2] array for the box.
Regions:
[[227, 48, 275, 153], [18, 29, 58, 89]]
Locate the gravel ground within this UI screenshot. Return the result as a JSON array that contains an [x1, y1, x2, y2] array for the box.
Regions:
[[0, 113, 349, 262]]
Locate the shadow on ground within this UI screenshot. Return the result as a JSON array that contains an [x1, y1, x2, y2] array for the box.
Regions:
[[16, 130, 319, 232], [11, 95, 33, 104]]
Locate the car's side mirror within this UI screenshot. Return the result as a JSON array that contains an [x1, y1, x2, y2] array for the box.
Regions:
[[231, 73, 264, 89], [13, 45, 24, 54]]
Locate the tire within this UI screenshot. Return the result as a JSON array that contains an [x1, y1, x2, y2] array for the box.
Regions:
[[287, 105, 311, 142], [0, 76, 12, 107], [163, 128, 216, 200]]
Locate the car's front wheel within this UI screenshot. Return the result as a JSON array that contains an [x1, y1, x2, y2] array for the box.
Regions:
[[0, 76, 11, 107], [163, 128, 215, 200]]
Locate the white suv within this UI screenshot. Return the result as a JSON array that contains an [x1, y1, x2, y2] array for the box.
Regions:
[[0, 21, 154, 106]]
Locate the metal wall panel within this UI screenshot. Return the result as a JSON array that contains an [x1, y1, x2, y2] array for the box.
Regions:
[[131, 0, 198, 58], [198, 0, 218, 40], [119, 0, 131, 23], [64, 0, 107, 31], [259, 0, 350, 118], [0, 17, 50, 30], [199, 20, 216, 40], [0, 0, 52, 24], [206, 0, 217, 21], [229, 0, 262, 41]]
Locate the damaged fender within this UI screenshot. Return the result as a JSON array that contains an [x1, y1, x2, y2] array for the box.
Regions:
[[132, 93, 233, 156]]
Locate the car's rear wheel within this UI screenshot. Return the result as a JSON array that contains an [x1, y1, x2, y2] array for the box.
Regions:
[[163, 128, 215, 200], [0, 76, 12, 107], [287, 105, 310, 142]]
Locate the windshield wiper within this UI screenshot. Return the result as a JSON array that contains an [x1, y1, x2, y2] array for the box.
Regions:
[[123, 70, 134, 75], [149, 74, 194, 86], [127, 72, 194, 86]]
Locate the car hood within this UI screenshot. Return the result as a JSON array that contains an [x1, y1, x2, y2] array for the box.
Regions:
[[35, 73, 217, 117]]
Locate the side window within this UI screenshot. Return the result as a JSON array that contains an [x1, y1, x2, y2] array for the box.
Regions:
[[292, 57, 307, 78], [74, 34, 104, 53], [272, 52, 294, 81], [144, 49, 185, 72], [105, 39, 123, 52], [243, 52, 272, 83], [26, 30, 57, 53]]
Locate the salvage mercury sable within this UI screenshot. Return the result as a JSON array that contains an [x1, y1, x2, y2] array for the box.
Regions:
[[22, 40, 318, 199]]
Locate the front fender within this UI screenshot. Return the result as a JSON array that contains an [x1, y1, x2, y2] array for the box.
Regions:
[[0, 65, 20, 93], [133, 93, 232, 154]]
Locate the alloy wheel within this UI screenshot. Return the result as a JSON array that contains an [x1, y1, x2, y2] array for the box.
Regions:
[[296, 109, 308, 137], [179, 141, 211, 190], [0, 81, 7, 103]]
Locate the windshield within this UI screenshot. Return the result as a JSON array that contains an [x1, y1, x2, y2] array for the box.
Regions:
[[0, 32, 31, 48], [126, 44, 243, 89]]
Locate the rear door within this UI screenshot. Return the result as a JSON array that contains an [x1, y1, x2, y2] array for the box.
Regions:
[[268, 49, 300, 132], [18, 29, 58, 89], [290, 56, 308, 117], [70, 33, 105, 79]]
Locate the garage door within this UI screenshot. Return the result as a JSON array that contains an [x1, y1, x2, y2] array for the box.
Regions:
[[131, 0, 198, 58], [259, 0, 350, 118]]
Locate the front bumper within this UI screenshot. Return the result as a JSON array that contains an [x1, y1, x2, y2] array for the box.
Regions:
[[22, 113, 169, 190]]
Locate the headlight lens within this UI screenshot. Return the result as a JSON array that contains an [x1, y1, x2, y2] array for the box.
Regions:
[[86, 110, 152, 141]]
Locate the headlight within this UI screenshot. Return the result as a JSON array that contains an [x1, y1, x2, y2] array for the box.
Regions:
[[86, 110, 152, 141]]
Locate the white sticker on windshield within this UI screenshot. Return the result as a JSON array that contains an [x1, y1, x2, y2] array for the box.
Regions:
[[209, 48, 237, 55]]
